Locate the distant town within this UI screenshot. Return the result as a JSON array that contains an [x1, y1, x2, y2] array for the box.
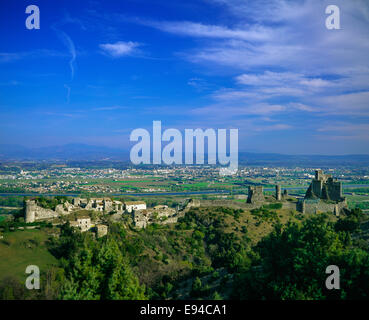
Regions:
[[0, 163, 368, 197]]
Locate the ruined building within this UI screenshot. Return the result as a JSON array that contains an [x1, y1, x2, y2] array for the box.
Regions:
[[69, 217, 91, 232], [275, 185, 282, 201], [25, 197, 125, 223], [124, 201, 146, 213], [132, 199, 200, 229], [72, 197, 124, 213], [24, 196, 188, 230], [304, 169, 344, 201], [247, 186, 265, 204], [25, 200, 62, 223], [132, 205, 178, 228], [96, 224, 108, 238], [297, 170, 347, 215]]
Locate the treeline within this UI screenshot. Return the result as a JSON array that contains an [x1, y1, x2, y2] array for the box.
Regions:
[[0, 196, 24, 207]]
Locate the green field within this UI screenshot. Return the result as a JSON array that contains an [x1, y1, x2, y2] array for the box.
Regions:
[[0, 229, 58, 282], [347, 194, 369, 210]]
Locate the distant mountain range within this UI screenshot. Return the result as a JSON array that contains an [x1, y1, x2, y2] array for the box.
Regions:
[[238, 152, 369, 166], [0, 144, 129, 161], [0, 144, 368, 167]]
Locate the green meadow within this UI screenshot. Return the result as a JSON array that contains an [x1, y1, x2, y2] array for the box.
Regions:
[[0, 229, 58, 282]]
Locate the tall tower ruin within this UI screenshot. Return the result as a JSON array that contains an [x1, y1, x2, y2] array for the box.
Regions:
[[25, 200, 37, 223], [275, 185, 282, 201]]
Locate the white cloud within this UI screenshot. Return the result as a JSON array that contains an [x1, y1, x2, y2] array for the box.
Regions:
[[254, 123, 292, 131], [187, 78, 211, 91], [172, 0, 369, 79], [317, 123, 369, 132], [121, 0, 369, 144], [0, 49, 66, 63], [99, 41, 140, 57], [190, 102, 286, 117], [92, 105, 127, 111], [289, 103, 316, 112], [142, 20, 274, 42], [315, 91, 369, 116], [236, 72, 332, 89]]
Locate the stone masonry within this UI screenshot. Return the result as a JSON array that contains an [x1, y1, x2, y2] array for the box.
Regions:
[[297, 170, 348, 215], [276, 185, 282, 201], [247, 186, 265, 204]]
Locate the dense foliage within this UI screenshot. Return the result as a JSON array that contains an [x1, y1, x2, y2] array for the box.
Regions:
[[1, 205, 369, 300], [51, 224, 146, 300], [233, 211, 369, 300]]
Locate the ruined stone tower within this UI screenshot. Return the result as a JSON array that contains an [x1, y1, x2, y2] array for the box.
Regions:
[[24, 199, 59, 223], [297, 170, 347, 215], [275, 185, 282, 201], [305, 170, 343, 201], [247, 186, 265, 204], [25, 200, 36, 223]]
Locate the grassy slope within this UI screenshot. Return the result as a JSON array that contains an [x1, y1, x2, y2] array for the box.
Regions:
[[0, 229, 58, 282], [121, 205, 311, 289]]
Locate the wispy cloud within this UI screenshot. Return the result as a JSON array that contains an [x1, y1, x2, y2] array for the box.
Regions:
[[315, 91, 369, 116], [0, 49, 66, 63], [59, 31, 76, 80], [51, 14, 85, 103], [190, 102, 287, 117], [99, 41, 141, 57], [318, 123, 369, 133], [41, 111, 84, 118], [0, 80, 21, 86], [236, 72, 332, 89], [92, 105, 127, 111], [137, 19, 274, 42], [187, 78, 211, 91]]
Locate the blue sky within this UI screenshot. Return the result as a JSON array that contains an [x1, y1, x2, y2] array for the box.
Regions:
[[0, 0, 369, 155]]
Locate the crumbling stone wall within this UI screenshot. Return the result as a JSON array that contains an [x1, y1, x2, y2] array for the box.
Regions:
[[247, 186, 265, 204], [96, 225, 108, 238], [183, 199, 200, 211], [25, 197, 126, 223], [25, 200, 59, 223], [297, 198, 347, 215], [133, 202, 188, 228]]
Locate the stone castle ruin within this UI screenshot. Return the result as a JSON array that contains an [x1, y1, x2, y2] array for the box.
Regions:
[[244, 170, 347, 216], [297, 170, 348, 215], [24, 197, 200, 230], [304, 170, 344, 201], [276, 185, 282, 201], [132, 199, 200, 228], [72, 197, 124, 213], [25, 197, 125, 223], [247, 186, 265, 204]]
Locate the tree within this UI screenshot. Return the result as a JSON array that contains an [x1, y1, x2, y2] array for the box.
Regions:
[[191, 277, 202, 297], [212, 291, 223, 300], [59, 238, 146, 300]]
